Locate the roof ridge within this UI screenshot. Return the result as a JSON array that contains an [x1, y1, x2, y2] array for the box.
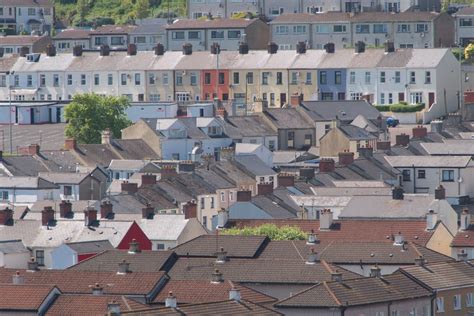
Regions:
[[290, 240, 305, 262], [322, 281, 342, 306]]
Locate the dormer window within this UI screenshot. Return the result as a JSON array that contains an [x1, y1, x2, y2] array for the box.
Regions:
[[208, 126, 221, 136], [26, 53, 40, 63]]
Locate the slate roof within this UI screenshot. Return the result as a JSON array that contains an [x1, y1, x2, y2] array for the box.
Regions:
[[401, 261, 474, 289], [301, 100, 381, 122], [223, 115, 277, 138], [0, 0, 53, 6], [385, 155, 472, 168], [54, 29, 92, 39], [0, 284, 57, 312], [0, 156, 49, 176], [153, 279, 276, 305], [38, 172, 90, 184], [276, 271, 431, 308], [420, 142, 474, 155], [0, 176, 58, 189], [338, 125, 377, 140], [66, 240, 114, 254], [0, 239, 28, 254], [263, 108, 314, 129], [68, 249, 177, 273], [234, 155, 276, 177], [0, 35, 48, 45], [166, 18, 258, 30], [270, 11, 441, 23], [92, 25, 137, 34], [137, 215, 195, 241]]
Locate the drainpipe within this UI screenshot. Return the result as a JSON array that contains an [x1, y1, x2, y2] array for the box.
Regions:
[[287, 69, 290, 106], [413, 164, 416, 193], [458, 167, 461, 197], [388, 301, 392, 316]]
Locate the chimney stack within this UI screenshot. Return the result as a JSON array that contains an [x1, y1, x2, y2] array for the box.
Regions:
[[331, 270, 343, 282], [267, 42, 278, 54], [412, 125, 428, 139], [414, 255, 426, 266], [127, 43, 137, 56], [101, 129, 112, 144], [141, 173, 157, 186], [99, 45, 110, 56], [460, 209, 471, 231], [219, 146, 234, 162], [64, 138, 77, 150], [141, 203, 154, 219], [28, 144, 40, 156], [319, 159, 335, 173], [117, 259, 130, 275], [392, 186, 404, 200], [319, 209, 333, 230], [182, 43, 193, 55], [183, 200, 197, 219], [430, 120, 443, 133], [59, 200, 72, 218], [257, 183, 273, 196], [435, 185, 445, 200], [457, 249, 468, 262], [238, 42, 249, 54], [299, 167, 315, 180], [45, 44, 56, 57], [357, 146, 373, 158], [395, 134, 409, 146], [128, 239, 141, 254], [289, 93, 302, 107], [107, 300, 121, 316], [236, 190, 252, 202], [92, 283, 103, 295], [305, 248, 319, 264], [277, 173, 295, 187], [41, 206, 55, 226], [215, 247, 227, 263], [384, 41, 395, 53], [100, 200, 113, 219], [84, 207, 97, 226], [306, 229, 318, 245], [324, 42, 335, 53], [154, 43, 165, 56], [72, 45, 83, 57], [370, 264, 381, 277], [0, 207, 13, 226], [211, 269, 224, 283], [12, 271, 24, 285], [165, 291, 177, 308], [160, 165, 177, 179], [229, 287, 241, 301], [376, 141, 391, 151], [426, 209, 438, 230], [121, 181, 138, 194], [210, 42, 221, 55], [338, 151, 354, 166], [19, 46, 29, 57], [354, 41, 365, 53], [296, 41, 307, 54], [27, 257, 39, 271], [393, 232, 405, 246]]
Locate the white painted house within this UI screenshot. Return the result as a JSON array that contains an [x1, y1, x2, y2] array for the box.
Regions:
[[0, 177, 59, 206], [0, 240, 30, 269]]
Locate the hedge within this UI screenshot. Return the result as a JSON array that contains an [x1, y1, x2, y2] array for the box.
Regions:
[[375, 103, 425, 113]]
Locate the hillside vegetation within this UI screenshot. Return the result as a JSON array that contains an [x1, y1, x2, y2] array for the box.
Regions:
[[53, 0, 186, 27]]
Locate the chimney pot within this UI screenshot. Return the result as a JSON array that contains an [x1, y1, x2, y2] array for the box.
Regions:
[[12, 271, 24, 284], [354, 41, 365, 53], [27, 257, 39, 271], [117, 259, 130, 274], [210, 42, 221, 55], [59, 200, 72, 218], [165, 291, 177, 308], [435, 185, 445, 200], [392, 187, 404, 200], [296, 41, 307, 54], [45, 44, 56, 57], [267, 42, 278, 54], [128, 239, 141, 254], [182, 43, 193, 55], [306, 248, 319, 264], [72, 45, 83, 57], [461, 208, 471, 231], [395, 134, 410, 147], [99, 45, 110, 56]]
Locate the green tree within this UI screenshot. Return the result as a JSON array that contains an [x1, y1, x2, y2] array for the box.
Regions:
[[465, 43, 474, 60], [135, 0, 150, 19], [64, 94, 131, 144], [221, 224, 306, 240], [76, 0, 90, 25]]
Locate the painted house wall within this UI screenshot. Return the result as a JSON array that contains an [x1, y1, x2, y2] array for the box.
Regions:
[[201, 69, 230, 101], [116, 222, 152, 251], [125, 103, 178, 122], [0, 188, 59, 205], [318, 68, 347, 101], [426, 223, 453, 257], [50, 244, 77, 269], [0, 251, 29, 269]]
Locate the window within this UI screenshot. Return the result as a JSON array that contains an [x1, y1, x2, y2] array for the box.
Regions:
[[417, 170, 426, 179], [35, 250, 45, 266], [108, 74, 113, 85], [121, 74, 127, 85], [53, 74, 59, 87], [13, 75, 19, 87], [0, 191, 8, 201], [365, 71, 371, 84], [28, 8, 35, 16], [304, 134, 312, 145], [350, 71, 355, 84], [63, 185, 72, 196], [188, 31, 200, 39], [81, 74, 86, 85], [135, 73, 141, 85], [268, 140, 275, 151], [262, 72, 269, 85], [442, 170, 454, 182], [191, 73, 197, 86], [380, 71, 386, 83], [220, 192, 225, 202], [321, 92, 333, 100], [149, 94, 160, 101], [380, 93, 385, 104], [39, 74, 45, 87], [410, 92, 423, 104], [324, 124, 331, 134], [148, 73, 156, 85], [395, 71, 401, 83], [247, 72, 253, 84], [467, 293, 474, 307], [218, 72, 225, 85], [391, 311, 399, 316], [200, 197, 205, 209], [416, 24, 428, 33], [259, 176, 265, 183], [460, 18, 473, 27], [0, 75, 5, 87], [94, 74, 100, 85], [162, 73, 169, 85], [400, 43, 414, 49], [27, 75, 32, 87], [275, 25, 289, 34], [172, 31, 184, 40], [204, 72, 211, 85], [229, 191, 234, 201], [203, 216, 207, 227], [397, 24, 411, 33], [388, 93, 393, 104], [210, 197, 215, 208], [228, 30, 241, 39], [319, 71, 327, 84], [402, 169, 411, 182], [306, 72, 312, 84], [176, 73, 183, 86], [355, 24, 370, 33], [410, 71, 416, 84], [425, 71, 431, 84], [232, 72, 240, 85], [277, 72, 284, 85], [211, 30, 224, 39], [293, 25, 306, 33], [315, 24, 330, 33], [156, 243, 165, 250], [288, 131, 295, 148], [350, 92, 362, 100], [291, 72, 297, 85], [453, 294, 461, 310], [133, 36, 146, 44], [373, 24, 387, 33], [338, 92, 345, 100], [67, 74, 72, 85], [333, 24, 346, 33]]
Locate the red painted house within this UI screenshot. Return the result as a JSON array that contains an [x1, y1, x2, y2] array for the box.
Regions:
[[201, 69, 230, 101], [116, 221, 152, 251]]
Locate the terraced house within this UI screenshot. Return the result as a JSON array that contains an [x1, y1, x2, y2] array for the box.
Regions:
[[0, 0, 54, 34]]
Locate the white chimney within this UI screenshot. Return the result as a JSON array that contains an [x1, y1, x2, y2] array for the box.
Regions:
[[117, 259, 130, 275], [215, 247, 227, 263], [211, 269, 224, 284], [101, 128, 112, 144], [306, 248, 319, 264], [165, 291, 177, 308], [393, 232, 405, 246], [370, 264, 381, 278], [306, 229, 318, 245], [229, 287, 241, 301], [426, 209, 438, 230], [461, 209, 471, 231], [12, 271, 24, 285], [217, 208, 228, 229], [92, 283, 103, 295], [107, 300, 121, 316], [319, 209, 333, 230]]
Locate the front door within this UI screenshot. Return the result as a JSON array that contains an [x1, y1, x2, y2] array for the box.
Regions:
[[280, 93, 286, 107], [30, 108, 34, 124], [398, 92, 404, 102], [56, 107, 61, 123], [428, 92, 435, 108]]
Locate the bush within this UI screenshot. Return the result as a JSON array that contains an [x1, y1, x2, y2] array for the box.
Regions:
[[221, 224, 306, 240], [374, 105, 391, 112], [374, 103, 425, 113]]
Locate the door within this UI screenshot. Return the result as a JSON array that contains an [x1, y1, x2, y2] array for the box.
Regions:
[[30, 108, 35, 124], [199, 108, 204, 117], [56, 107, 61, 123], [280, 93, 286, 107], [428, 92, 435, 108], [398, 92, 404, 102], [48, 108, 52, 123]]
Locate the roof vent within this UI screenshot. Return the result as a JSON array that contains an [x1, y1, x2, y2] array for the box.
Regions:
[[414, 255, 426, 266], [331, 270, 343, 282], [426, 209, 437, 230], [306, 229, 318, 245], [370, 264, 381, 277], [393, 232, 405, 246], [117, 259, 130, 274]]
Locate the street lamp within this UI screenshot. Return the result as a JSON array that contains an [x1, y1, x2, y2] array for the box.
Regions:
[[6, 71, 14, 154]]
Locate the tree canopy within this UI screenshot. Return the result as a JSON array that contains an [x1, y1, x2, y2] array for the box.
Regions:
[[221, 224, 306, 240], [64, 94, 131, 144]]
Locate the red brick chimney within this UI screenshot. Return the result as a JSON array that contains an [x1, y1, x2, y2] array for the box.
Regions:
[[338, 151, 354, 166], [236, 190, 252, 202], [142, 203, 155, 219], [376, 141, 391, 151], [141, 174, 157, 186], [319, 158, 335, 173], [160, 165, 177, 179], [0, 207, 13, 226], [412, 125, 427, 138], [183, 200, 197, 219], [395, 134, 410, 146], [41, 206, 55, 226], [28, 144, 40, 156], [121, 181, 138, 194], [290, 94, 302, 107], [100, 200, 113, 219], [464, 91, 474, 104], [257, 183, 273, 196], [59, 200, 72, 218], [64, 139, 77, 150], [277, 173, 295, 187], [84, 207, 97, 226]]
